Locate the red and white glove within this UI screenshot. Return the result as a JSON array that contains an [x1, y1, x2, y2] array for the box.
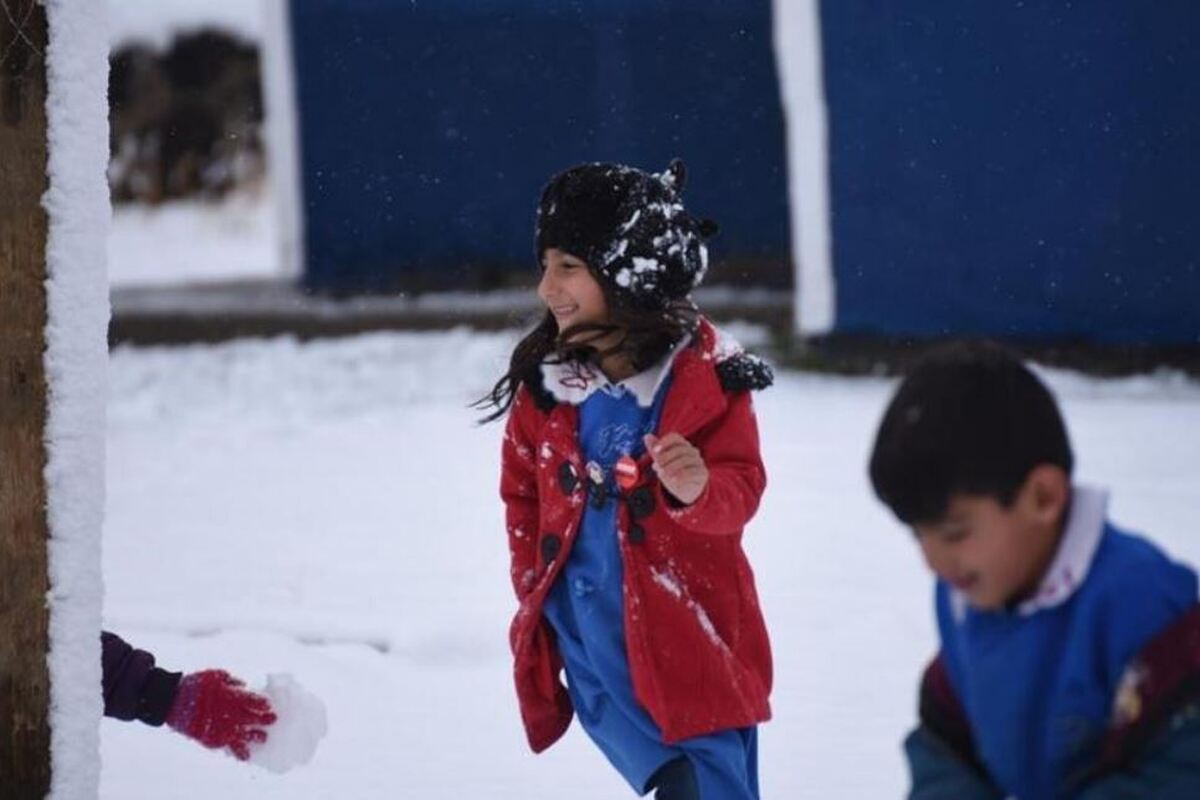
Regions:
[[166, 669, 277, 761]]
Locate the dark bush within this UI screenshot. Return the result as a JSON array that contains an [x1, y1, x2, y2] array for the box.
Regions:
[[109, 29, 263, 204]]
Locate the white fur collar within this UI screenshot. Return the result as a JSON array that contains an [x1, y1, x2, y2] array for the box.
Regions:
[[539, 334, 693, 408], [948, 484, 1109, 622], [1015, 484, 1109, 616]]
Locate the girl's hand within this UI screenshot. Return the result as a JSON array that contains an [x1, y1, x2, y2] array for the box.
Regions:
[[643, 433, 709, 506]]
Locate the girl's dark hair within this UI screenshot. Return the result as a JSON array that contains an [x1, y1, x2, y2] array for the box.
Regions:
[[474, 296, 697, 423], [868, 340, 1074, 525]]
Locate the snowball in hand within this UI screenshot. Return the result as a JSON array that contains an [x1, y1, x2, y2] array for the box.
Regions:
[[247, 674, 328, 773]]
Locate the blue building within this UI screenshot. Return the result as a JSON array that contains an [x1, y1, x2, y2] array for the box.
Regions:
[[269, 0, 792, 295], [267, 1, 1199, 346], [808, 1, 1200, 345]]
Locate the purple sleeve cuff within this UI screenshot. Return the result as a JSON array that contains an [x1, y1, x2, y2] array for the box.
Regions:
[[101, 631, 182, 726]]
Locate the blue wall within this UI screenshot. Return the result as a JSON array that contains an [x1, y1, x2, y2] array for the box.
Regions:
[[821, 2, 1200, 344], [290, 0, 791, 293]]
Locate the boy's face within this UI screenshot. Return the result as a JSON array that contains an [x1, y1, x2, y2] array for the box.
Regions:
[[913, 465, 1069, 611], [538, 248, 609, 335]]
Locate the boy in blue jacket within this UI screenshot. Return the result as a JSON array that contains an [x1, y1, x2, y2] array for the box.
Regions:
[[868, 341, 1200, 800]]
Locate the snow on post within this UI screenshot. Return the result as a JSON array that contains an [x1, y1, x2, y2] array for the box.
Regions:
[[43, 0, 111, 795], [0, 0, 116, 797]]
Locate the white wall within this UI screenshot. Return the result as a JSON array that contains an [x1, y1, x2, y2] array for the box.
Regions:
[[261, 0, 305, 281], [772, 0, 835, 336]]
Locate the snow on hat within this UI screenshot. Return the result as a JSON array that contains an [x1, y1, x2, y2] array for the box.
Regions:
[[535, 159, 718, 312]]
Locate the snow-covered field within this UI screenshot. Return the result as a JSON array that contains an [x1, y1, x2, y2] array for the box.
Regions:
[[98, 327, 1200, 798]]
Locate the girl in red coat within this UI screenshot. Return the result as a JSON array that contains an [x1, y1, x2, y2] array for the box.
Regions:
[[479, 159, 773, 799]]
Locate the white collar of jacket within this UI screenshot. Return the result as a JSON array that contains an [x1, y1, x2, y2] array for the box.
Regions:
[[950, 484, 1109, 622], [539, 333, 694, 408]]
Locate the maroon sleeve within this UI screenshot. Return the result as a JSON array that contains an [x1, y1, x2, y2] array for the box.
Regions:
[[918, 653, 987, 775], [101, 631, 182, 726], [1096, 604, 1200, 772]]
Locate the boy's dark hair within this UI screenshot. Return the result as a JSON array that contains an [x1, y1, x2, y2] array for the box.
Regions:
[[868, 340, 1074, 525]]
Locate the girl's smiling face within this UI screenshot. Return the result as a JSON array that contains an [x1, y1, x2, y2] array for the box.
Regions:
[[538, 248, 610, 334]]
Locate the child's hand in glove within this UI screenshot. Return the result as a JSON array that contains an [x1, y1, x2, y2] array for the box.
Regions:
[[166, 669, 277, 761]]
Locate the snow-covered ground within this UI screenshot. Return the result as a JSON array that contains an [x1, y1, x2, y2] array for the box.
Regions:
[[99, 326, 1200, 798]]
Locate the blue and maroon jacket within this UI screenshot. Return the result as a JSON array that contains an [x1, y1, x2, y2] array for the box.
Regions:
[[906, 488, 1200, 799], [909, 606, 1200, 800]]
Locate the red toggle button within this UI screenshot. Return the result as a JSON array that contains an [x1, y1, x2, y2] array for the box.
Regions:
[[615, 455, 639, 490]]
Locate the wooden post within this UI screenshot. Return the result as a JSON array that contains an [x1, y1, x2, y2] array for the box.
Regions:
[[0, 0, 52, 794]]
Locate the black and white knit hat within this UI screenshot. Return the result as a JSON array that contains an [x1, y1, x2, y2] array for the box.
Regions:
[[535, 159, 718, 312]]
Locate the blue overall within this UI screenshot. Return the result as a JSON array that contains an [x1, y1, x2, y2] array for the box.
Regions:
[[542, 376, 759, 799]]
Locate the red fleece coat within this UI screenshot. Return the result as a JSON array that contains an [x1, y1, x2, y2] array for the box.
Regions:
[[500, 319, 773, 753]]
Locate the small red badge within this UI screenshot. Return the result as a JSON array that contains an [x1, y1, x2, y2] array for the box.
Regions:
[[614, 455, 639, 490]]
